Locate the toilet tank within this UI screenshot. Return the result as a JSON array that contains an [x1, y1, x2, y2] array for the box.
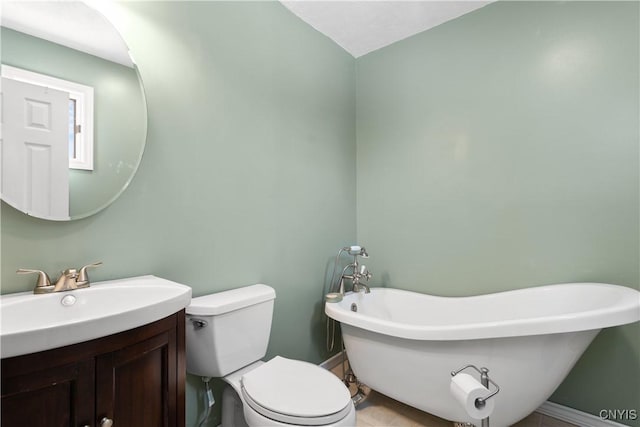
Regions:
[[186, 284, 276, 377]]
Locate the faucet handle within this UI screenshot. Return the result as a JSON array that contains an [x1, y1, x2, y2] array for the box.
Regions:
[[77, 262, 102, 283], [358, 265, 373, 281], [17, 269, 52, 287]]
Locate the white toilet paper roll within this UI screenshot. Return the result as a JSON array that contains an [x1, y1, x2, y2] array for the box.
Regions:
[[450, 373, 495, 420]]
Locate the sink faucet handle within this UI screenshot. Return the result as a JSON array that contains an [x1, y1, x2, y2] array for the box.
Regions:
[[77, 261, 102, 283], [16, 269, 52, 287]]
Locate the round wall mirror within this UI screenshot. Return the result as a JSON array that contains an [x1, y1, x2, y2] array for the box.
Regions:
[[1, 1, 147, 221]]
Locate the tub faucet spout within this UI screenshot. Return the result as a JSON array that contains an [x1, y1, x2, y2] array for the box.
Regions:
[[353, 282, 371, 294]]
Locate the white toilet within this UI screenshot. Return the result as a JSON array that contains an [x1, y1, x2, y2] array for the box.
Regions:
[[186, 284, 356, 427]]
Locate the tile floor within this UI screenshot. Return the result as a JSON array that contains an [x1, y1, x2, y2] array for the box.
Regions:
[[329, 362, 577, 427]]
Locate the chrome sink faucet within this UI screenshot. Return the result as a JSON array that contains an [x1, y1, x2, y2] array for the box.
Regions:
[[17, 262, 102, 294]]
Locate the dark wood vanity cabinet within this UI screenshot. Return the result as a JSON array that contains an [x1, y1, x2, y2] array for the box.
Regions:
[[0, 357, 95, 426], [1, 311, 185, 427]]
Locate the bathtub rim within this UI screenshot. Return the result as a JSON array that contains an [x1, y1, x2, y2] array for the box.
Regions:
[[324, 283, 639, 341]]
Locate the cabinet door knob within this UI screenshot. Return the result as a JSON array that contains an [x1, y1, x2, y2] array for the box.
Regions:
[[100, 418, 114, 427]]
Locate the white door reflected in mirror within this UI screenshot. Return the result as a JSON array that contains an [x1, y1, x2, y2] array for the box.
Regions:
[[1, 77, 70, 220], [2, 65, 95, 171]]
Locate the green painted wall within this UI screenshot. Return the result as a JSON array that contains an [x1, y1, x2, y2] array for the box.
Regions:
[[356, 1, 639, 424], [1, 27, 146, 218], [2, 1, 638, 426], [1, 2, 356, 426]]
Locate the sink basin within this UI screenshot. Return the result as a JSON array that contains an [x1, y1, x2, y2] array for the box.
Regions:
[[1, 275, 192, 359]]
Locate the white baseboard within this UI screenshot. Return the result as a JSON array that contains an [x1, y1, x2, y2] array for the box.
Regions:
[[537, 401, 631, 427], [318, 352, 632, 427]]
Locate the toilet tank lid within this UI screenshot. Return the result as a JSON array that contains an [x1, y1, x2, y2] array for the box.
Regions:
[[187, 284, 275, 316]]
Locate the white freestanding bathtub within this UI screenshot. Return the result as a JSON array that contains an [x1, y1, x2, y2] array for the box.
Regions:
[[325, 283, 640, 427]]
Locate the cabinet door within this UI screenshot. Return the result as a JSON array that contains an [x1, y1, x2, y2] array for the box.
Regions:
[[1, 358, 94, 427], [96, 329, 178, 427]]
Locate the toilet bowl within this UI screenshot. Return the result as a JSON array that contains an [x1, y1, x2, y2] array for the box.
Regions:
[[224, 358, 356, 427], [185, 284, 356, 427]]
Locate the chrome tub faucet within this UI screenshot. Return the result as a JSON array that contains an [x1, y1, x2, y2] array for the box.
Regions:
[[331, 246, 372, 295]]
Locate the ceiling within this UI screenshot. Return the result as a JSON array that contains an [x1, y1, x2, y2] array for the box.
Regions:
[[1, 1, 133, 67], [1, 1, 492, 66], [280, 1, 493, 58]]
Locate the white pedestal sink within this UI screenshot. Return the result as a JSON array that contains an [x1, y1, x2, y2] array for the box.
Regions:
[[1, 275, 192, 358]]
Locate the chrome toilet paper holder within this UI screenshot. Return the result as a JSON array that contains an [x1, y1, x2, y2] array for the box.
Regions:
[[451, 364, 500, 408], [451, 364, 500, 427]]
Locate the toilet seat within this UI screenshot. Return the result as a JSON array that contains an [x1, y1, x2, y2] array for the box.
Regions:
[[240, 356, 352, 426]]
